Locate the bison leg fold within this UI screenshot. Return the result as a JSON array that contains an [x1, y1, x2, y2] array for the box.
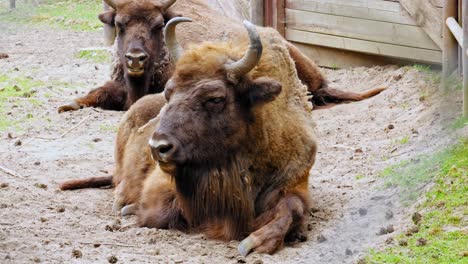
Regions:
[[238, 193, 306, 256], [137, 169, 187, 230], [58, 81, 127, 113]]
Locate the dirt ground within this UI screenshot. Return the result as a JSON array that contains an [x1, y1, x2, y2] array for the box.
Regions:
[[0, 22, 465, 264]]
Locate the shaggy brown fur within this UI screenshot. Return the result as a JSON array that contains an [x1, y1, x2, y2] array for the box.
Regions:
[[59, 24, 317, 255], [137, 26, 317, 255], [57, 0, 384, 113]]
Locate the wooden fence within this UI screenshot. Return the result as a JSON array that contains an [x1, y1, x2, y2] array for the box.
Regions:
[[259, 0, 443, 67]]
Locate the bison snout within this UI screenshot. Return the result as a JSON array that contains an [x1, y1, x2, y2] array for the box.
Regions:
[[125, 51, 148, 75], [149, 138, 177, 163]]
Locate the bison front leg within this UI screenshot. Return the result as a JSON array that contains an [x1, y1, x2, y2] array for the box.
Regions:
[[58, 81, 127, 113], [238, 192, 307, 256], [137, 167, 187, 230]]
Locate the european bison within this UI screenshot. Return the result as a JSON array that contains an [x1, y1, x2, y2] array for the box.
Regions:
[[140, 17, 317, 255], [58, 0, 384, 113], [61, 16, 318, 255]]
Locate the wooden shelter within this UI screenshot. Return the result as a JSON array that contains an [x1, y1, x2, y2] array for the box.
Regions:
[[258, 0, 444, 68]]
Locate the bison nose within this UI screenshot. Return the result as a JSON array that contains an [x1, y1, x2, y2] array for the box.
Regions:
[[125, 52, 148, 68], [149, 138, 176, 163]]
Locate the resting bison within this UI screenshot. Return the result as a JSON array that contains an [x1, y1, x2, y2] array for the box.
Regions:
[[62, 17, 318, 255], [58, 0, 384, 113]]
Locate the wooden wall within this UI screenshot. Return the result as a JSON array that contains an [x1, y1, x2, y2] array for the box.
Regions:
[[282, 0, 443, 67]]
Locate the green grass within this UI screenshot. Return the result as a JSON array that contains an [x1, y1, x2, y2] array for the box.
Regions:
[[411, 64, 433, 74], [0, 74, 44, 131], [75, 49, 111, 63], [99, 123, 117, 133], [442, 74, 463, 91], [398, 136, 410, 145], [368, 138, 468, 264], [355, 174, 365, 180], [449, 116, 468, 130], [408, 64, 442, 86], [0, 0, 103, 31]]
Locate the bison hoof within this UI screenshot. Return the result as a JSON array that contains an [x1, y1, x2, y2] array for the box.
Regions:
[[121, 204, 137, 216], [238, 236, 255, 257], [58, 102, 81, 113]]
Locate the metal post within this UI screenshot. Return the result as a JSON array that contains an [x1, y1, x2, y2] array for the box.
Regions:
[[9, 0, 16, 9], [463, 0, 468, 117], [443, 0, 459, 88], [250, 0, 264, 26]]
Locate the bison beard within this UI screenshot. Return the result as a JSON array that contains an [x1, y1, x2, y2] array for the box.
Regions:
[[172, 156, 254, 240]]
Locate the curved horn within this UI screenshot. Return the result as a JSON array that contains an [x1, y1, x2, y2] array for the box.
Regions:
[[225, 21, 263, 79], [161, 0, 177, 10], [103, 0, 117, 10], [164, 17, 192, 62]]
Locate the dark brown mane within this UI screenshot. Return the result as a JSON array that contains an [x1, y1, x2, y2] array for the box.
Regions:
[[174, 155, 254, 240]]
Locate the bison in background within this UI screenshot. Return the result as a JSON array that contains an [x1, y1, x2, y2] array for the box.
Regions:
[[58, 0, 385, 113]]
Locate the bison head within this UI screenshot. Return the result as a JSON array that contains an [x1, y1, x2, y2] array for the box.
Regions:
[[149, 18, 282, 171], [100, 0, 178, 80]]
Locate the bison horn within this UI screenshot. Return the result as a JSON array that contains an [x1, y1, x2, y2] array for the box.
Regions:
[[160, 0, 177, 10], [225, 21, 263, 80], [164, 17, 192, 62], [103, 0, 117, 10]]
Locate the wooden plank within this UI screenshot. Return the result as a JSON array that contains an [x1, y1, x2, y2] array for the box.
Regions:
[[286, 0, 417, 26], [400, 0, 443, 49], [295, 0, 402, 12], [286, 9, 440, 50], [443, 0, 459, 83], [431, 0, 444, 8], [291, 41, 427, 68], [286, 28, 442, 63]]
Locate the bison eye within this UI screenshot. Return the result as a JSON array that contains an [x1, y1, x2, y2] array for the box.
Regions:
[[152, 23, 164, 32], [204, 97, 226, 113], [116, 22, 125, 34]]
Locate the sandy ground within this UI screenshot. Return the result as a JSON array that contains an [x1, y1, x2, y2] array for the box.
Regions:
[[0, 23, 465, 264]]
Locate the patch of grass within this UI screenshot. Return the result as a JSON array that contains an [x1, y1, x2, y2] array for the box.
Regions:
[[0, 0, 102, 31], [380, 149, 451, 202], [412, 64, 433, 74], [369, 138, 468, 264], [99, 123, 117, 133], [399, 136, 410, 145], [442, 75, 463, 91], [0, 74, 44, 131], [75, 49, 111, 63], [355, 174, 365, 180], [409, 64, 442, 86], [449, 116, 468, 130]]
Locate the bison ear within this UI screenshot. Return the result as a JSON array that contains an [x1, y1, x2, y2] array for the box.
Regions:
[[98, 11, 116, 25], [246, 77, 282, 105]]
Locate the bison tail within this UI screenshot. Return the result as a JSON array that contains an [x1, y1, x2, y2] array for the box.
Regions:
[[59, 175, 113, 191], [312, 86, 386, 109]]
